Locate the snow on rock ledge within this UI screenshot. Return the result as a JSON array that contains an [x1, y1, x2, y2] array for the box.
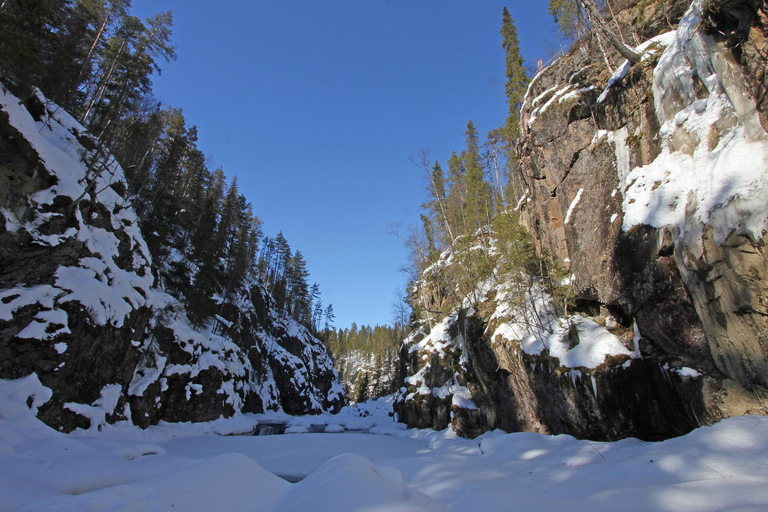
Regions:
[[0, 84, 344, 431]]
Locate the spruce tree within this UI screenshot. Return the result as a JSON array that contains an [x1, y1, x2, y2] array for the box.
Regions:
[[420, 214, 438, 263], [446, 151, 466, 236], [0, 0, 70, 92], [462, 120, 492, 230], [499, 8, 530, 207], [500, 7, 529, 141]]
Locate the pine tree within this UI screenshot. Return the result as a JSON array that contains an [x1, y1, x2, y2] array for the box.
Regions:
[[62, 0, 131, 108], [428, 160, 455, 247], [216, 177, 240, 260], [484, 127, 506, 203], [323, 304, 335, 332], [81, 9, 176, 142]]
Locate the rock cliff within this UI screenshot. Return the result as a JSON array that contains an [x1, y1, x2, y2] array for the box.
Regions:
[[395, 0, 768, 440], [0, 85, 343, 431]]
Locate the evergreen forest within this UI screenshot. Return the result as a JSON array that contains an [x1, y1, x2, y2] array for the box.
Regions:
[[0, 0, 333, 335]]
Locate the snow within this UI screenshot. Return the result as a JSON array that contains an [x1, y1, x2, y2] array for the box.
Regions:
[[593, 126, 633, 183], [619, 0, 768, 248], [597, 31, 677, 103], [675, 367, 702, 378], [564, 188, 584, 225], [528, 84, 594, 127], [489, 282, 632, 370], [449, 385, 476, 410], [2, 377, 768, 511], [490, 279, 559, 349], [407, 314, 460, 357], [0, 84, 154, 336], [0, 285, 62, 322], [521, 315, 633, 369], [64, 384, 123, 433], [513, 188, 529, 211]]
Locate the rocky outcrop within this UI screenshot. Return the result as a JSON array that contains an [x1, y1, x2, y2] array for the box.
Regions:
[[395, 254, 713, 441], [0, 84, 343, 431], [396, 0, 768, 440], [517, 0, 768, 406]]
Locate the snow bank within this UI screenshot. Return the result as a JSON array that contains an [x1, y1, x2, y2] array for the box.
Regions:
[[279, 454, 445, 512], [2, 378, 768, 511]]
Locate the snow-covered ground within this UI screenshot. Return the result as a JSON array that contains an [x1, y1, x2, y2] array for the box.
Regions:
[[2, 376, 767, 511]]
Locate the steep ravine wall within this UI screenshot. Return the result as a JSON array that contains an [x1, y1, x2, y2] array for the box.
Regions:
[[0, 85, 343, 431], [395, 0, 768, 441], [517, 0, 768, 409]]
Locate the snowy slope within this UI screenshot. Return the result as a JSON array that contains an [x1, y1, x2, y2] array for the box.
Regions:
[[0, 83, 343, 430]]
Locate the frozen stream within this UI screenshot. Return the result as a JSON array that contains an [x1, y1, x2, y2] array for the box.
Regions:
[[2, 383, 768, 512]]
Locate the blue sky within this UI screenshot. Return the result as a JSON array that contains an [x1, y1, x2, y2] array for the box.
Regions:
[[130, 1, 557, 328]]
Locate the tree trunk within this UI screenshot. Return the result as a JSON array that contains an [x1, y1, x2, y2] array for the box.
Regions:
[[580, 0, 642, 64], [65, 3, 118, 110]]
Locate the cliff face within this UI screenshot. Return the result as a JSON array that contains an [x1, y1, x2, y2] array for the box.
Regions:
[[395, 0, 768, 440], [0, 85, 343, 431]]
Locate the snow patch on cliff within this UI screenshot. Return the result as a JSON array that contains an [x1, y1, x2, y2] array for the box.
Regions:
[[534, 316, 632, 369], [0, 85, 153, 335], [621, 0, 768, 247], [597, 31, 677, 103]]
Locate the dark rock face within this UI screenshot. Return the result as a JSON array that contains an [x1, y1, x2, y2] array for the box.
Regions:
[[703, 0, 768, 131], [0, 84, 343, 432], [395, 304, 713, 441], [396, 0, 768, 440]]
